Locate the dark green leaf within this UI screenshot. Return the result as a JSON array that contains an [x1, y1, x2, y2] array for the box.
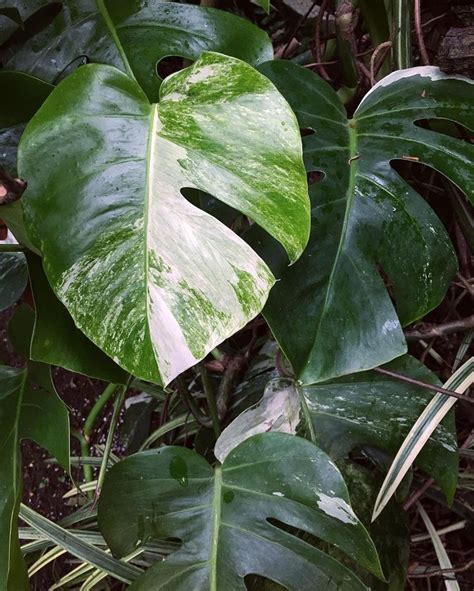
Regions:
[[26, 253, 128, 383], [0, 252, 27, 311], [5, 0, 273, 101], [0, 70, 52, 173], [98, 433, 383, 590], [0, 361, 69, 590], [258, 62, 473, 383], [339, 462, 410, 591], [301, 355, 458, 503], [20, 54, 309, 385]]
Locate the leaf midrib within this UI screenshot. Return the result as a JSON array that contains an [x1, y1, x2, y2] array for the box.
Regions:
[[210, 466, 222, 591], [96, 0, 134, 80], [300, 120, 358, 379]]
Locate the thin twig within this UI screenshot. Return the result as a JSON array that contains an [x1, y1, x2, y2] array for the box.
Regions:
[[370, 41, 392, 85], [373, 367, 474, 404], [404, 429, 474, 510], [280, 0, 318, 58], [200, 365, 221, 438], [313, 0, 331, 81], [216, 355, 246, 420], [409, 559, 474, 579], [405, 314, 474, 341], [414, 0, 430, 64]]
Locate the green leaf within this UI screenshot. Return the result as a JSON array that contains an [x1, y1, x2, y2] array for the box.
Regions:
[[301, 355, 458, 504], [20, 53, 309, 385], [254, 0, 271, 13], [26, 253, 128, 383], [339, 462, 409, 591], [0, 252, 27, 311], [372, 356, 473, 521], [0, 361, 69, 590], [258, 62, 473, 384], [98, 433, 382, 590], [0, 71, 52, 173], [5, 0, 273, 101]]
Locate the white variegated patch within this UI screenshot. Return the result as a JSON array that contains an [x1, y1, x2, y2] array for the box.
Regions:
[[214, 378, 300, 462]]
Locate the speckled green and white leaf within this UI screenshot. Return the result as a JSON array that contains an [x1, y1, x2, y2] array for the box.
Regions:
[[215, 378, 300, 462], [4, 0, 273, 101], [98, 433, 383, 590], [258, 62, 474, 384], [19, 53, 309, 385], [301, 355, 458, 506]]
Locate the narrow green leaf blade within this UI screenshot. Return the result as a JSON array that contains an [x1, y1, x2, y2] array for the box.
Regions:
[[372, 357, 474, 521], [18, 504, 142, 584], [20, 54, 309, 385]]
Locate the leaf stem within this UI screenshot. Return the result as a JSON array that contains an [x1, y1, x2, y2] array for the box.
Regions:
[[201, 366, 221, 438], [390, 0, 412, 69], [94, 379, 131, 503], [0, 243, 24, 252]]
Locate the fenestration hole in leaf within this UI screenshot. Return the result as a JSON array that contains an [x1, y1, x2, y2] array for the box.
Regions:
[[180, 187, 241, 228], [244, 574, 288, 590], [156, 55, 193, 80], [414, 118, 473, 143], [300, 127, 315, 137], [307, 170, 325, 185]]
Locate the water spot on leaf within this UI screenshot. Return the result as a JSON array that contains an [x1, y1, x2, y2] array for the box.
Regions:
[[169, 456, 188, 487]]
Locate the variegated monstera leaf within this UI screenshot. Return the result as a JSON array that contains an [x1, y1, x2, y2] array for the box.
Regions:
[[19, 52, 309, 385]]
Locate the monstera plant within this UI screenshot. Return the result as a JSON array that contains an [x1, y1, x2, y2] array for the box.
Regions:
[[0, 1, 473, 590]]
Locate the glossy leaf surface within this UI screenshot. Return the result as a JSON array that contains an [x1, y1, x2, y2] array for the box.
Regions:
[[0, 252, 27, 311], [26, 253, 128, 383], [20, 53, 309, 385], [0, 363, 69, 591], [99, 433, 382, 590], [302, 355, 457, 503], [259, 62, 473, 384], [4, 0, 273, 101], [0, 71, 52, 173]]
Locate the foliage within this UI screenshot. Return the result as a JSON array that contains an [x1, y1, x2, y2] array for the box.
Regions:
[[0, 1, 473, 590]]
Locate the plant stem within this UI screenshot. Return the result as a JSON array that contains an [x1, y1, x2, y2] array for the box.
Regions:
[[373, 367, 474, 404], [94, 380, 130, 503], [201, 366, 221, 438], [71, 430, 93, 486], [390, 0, 411, 69], [83, 383, 117, 443], [0, 243, 24, 252], [405, 314, 474, 341]]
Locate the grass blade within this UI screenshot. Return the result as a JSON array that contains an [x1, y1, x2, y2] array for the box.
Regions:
[[19, 504, 142, 584], [417, 502, 460, 591], [372, 357, 474, 520]]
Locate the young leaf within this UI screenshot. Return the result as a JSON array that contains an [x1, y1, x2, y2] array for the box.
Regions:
[[301, 355, 458, 504], [0, 252, 28, 311], [214, 378, 300, 462], [372, 357, 474, 521], [4, 0, 273, 101], [0, 363, 69, 591], [19, 53, 309, 385], [98, 433, 383, 590], [257, 62, 473, 384]]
